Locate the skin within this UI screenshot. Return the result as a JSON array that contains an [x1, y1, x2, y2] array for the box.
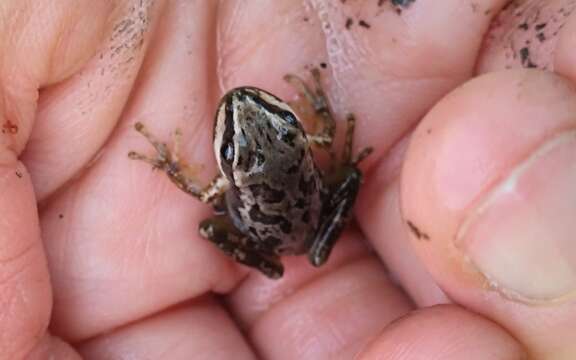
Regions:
[[3, 0, 576, 358]]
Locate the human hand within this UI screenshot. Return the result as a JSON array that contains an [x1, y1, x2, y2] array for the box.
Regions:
[[2, 0, 574, 359]]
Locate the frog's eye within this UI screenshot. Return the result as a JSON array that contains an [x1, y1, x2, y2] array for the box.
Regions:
[[281, 111, 299, 127], [221, 142, 235, 163]]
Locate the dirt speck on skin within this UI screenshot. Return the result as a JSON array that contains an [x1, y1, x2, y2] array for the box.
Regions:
[[519, 47, 537, 68], [518, 22, 529, 30], [406, 220, 430, 241], [359, 20, 371, 29], [345, 17, 353, 29], [15, 171, 22, 178]]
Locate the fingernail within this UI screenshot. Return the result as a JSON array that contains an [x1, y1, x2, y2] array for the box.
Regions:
[[457, 131, 576, 303]]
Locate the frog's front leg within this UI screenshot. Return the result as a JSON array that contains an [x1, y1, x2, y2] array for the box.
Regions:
[[284, 68, 336, 149], [128, 122, 228, 204], [199, 216, 284, 279]]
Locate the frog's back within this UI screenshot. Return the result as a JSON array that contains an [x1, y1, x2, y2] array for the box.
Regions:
[[218, 87, 324, 255]]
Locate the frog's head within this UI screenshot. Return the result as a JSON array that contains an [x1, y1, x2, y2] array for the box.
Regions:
[[214, 87, 306, 187]]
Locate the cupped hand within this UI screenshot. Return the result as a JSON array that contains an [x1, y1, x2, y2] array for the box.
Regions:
[[2, 0, 575, 359]]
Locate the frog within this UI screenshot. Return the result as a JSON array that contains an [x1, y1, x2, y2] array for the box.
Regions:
[[128, 68, 372, 279]]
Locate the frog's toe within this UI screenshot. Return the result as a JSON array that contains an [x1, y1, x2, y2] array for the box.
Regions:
[[128, 150, 164, 168]]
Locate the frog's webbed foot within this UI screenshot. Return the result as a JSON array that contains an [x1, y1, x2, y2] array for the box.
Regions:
[[200, 216, 284, 279], [128, 122, 181, 168], [128, 122, 228, 204], [284, 68, 335, 151]]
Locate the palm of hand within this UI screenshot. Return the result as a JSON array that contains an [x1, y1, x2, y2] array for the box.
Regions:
[[2, 1, 574, 359]]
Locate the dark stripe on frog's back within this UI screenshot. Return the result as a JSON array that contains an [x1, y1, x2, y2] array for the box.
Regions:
[[215, 96, 236, 178], [213, 91, 235, 143], [244, 89, 302, 131]]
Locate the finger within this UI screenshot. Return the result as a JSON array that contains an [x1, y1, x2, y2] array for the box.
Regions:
[[78, 297, 256, 360], [0, 0, 133, 200], [227, 231, 414, 360], [402, 69, 576, 357], [357, 305, 527, 360], [25, 334, 81, 360], [42, 0, 242, 342], [0, 161, 52, 358], [0, 1, 122, 357], [358, 177, 450, 306]]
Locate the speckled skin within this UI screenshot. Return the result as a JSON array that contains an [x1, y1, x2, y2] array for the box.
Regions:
[[216, 88, 324, 257]]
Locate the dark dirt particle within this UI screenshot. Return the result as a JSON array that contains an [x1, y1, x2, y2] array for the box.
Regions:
[[535, 23, 547, 30], [345, 17, 353, 29], [518, 22, 529, 30], [320, 62, 327, 69], [406, 220, 430, 241], [520, 47, 530, 62], [519, 47, 537, 68], [15, 171, 22, 178], [359, 20, 371, 29]]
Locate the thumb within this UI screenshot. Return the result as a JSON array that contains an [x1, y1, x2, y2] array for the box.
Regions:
[[402, 70, 576, 358]]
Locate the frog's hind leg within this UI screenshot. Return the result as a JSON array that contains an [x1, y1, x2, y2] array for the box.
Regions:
[[128, 122, 228, 204], [284, 68, 336, 150], [308, 115, 372, 267], [308, 166, 362, 267], [200, 216, 284, 279]]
